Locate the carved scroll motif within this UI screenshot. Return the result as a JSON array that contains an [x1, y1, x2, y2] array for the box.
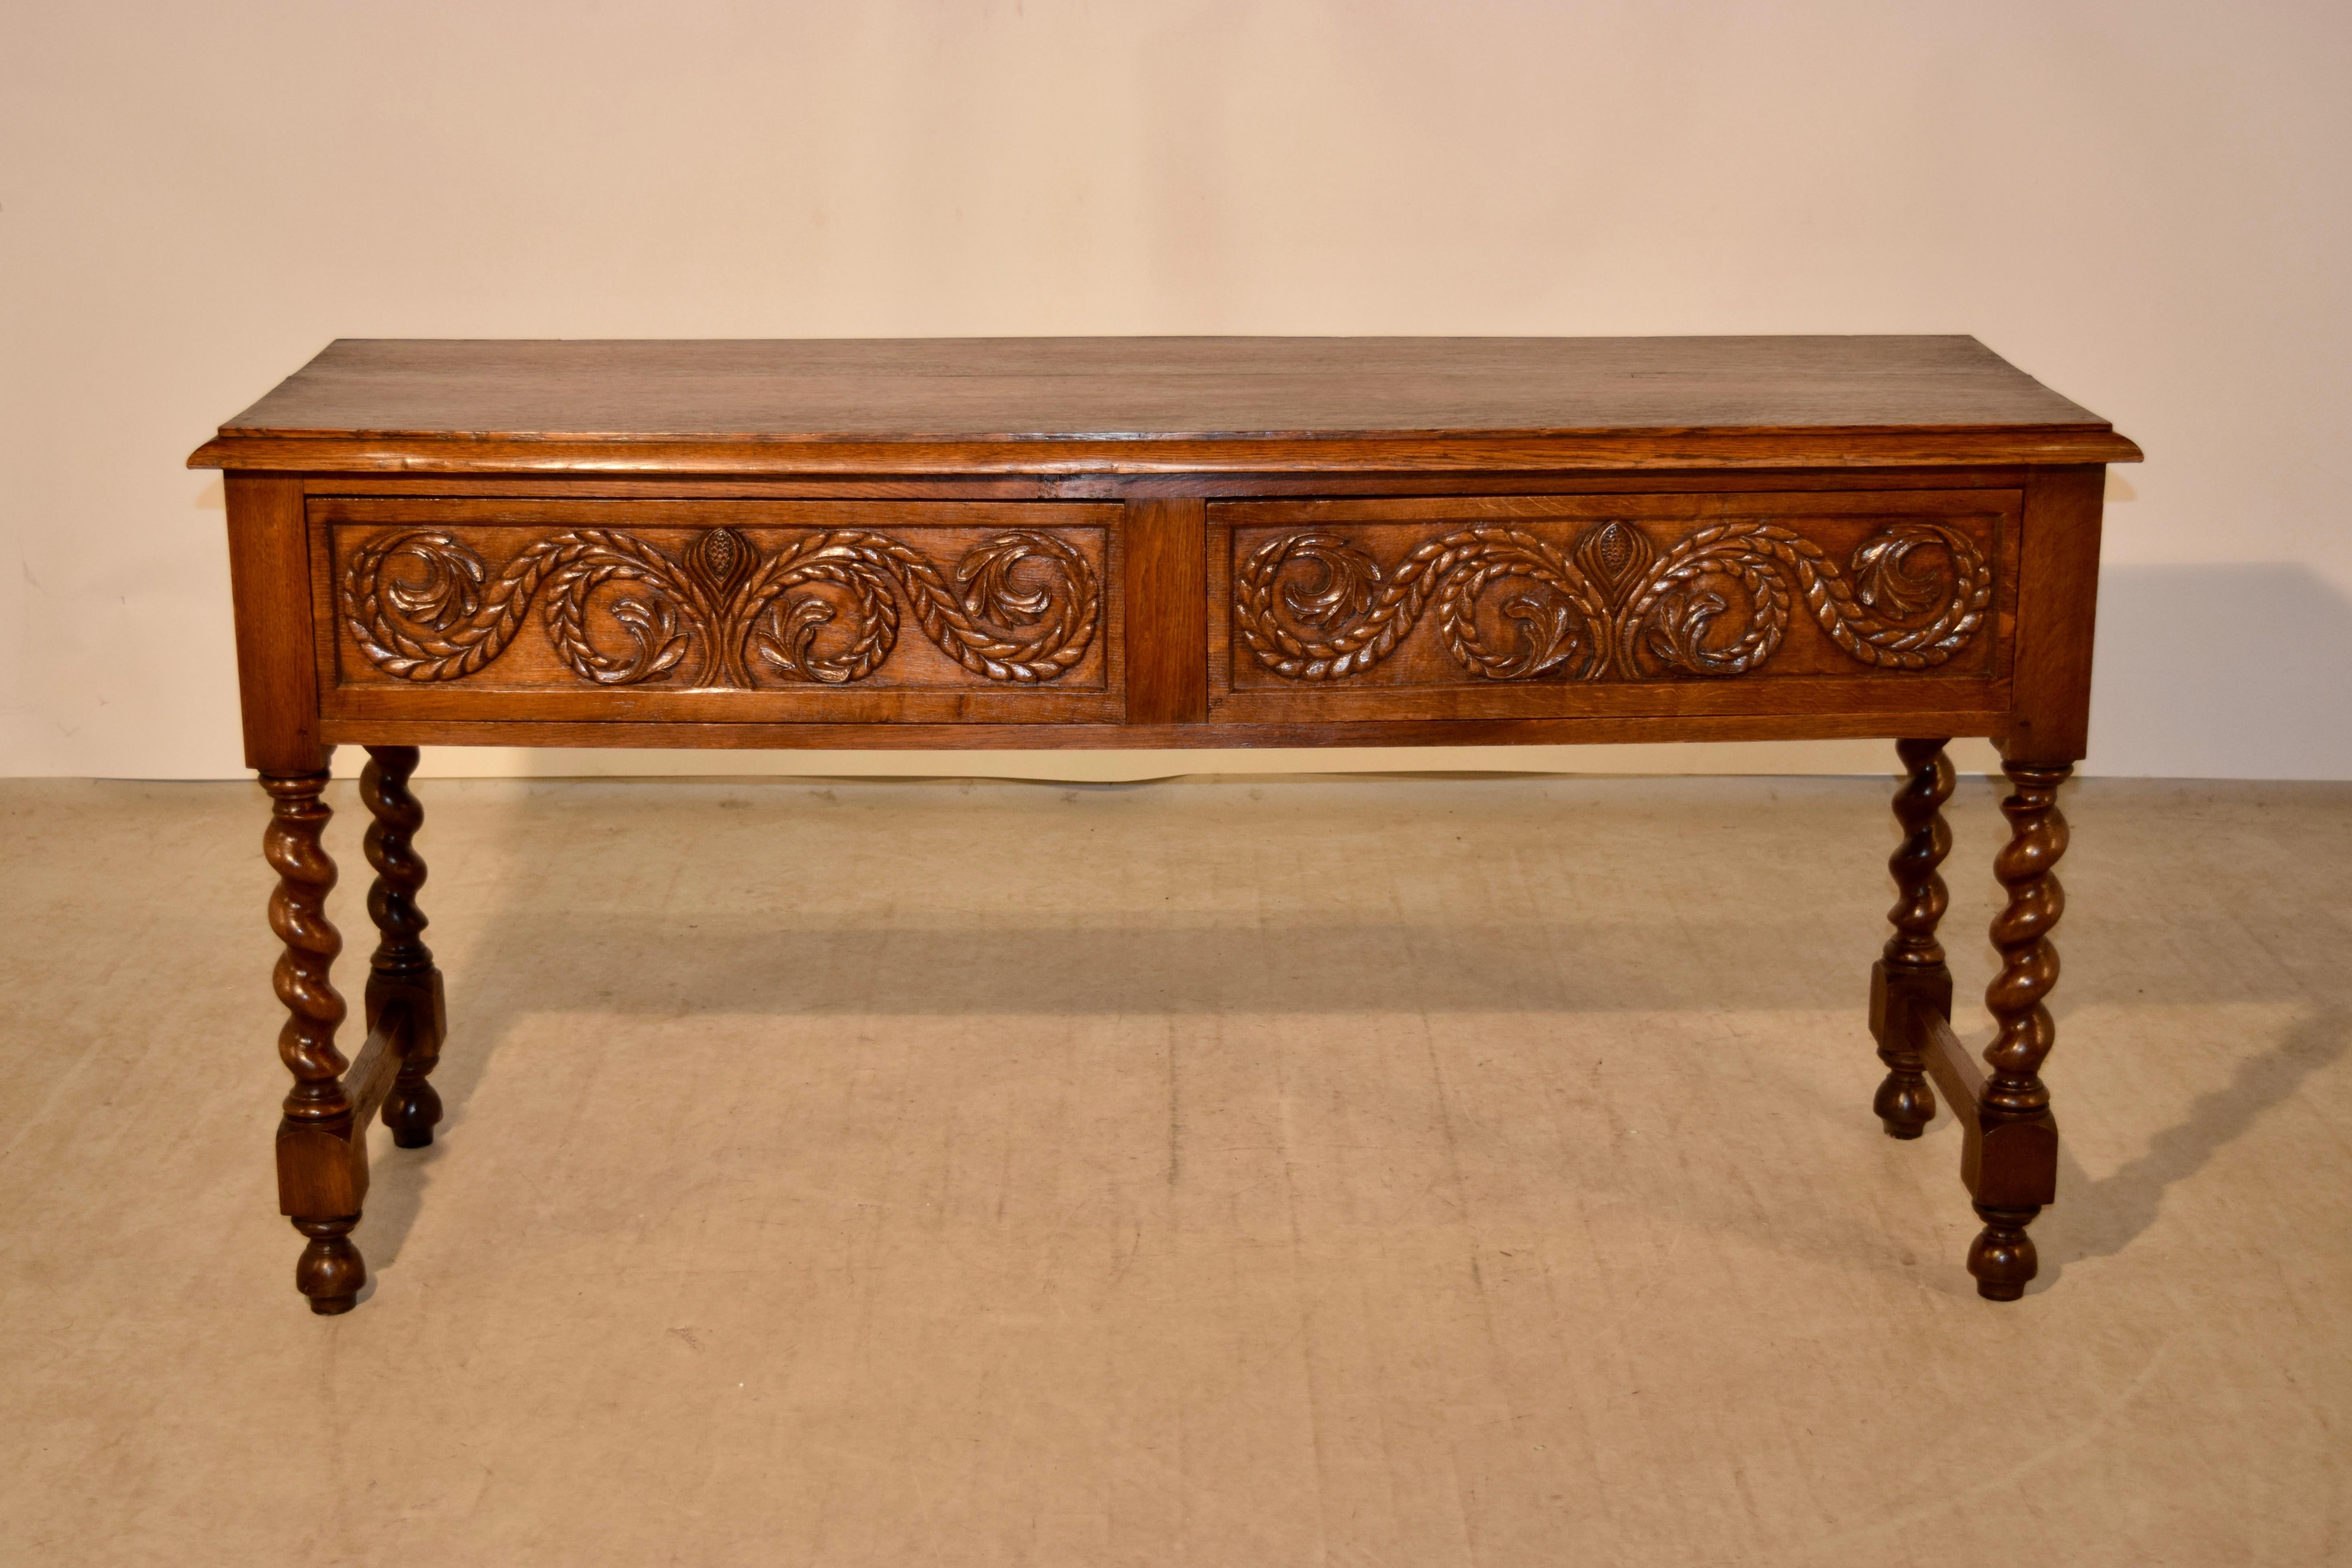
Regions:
[[341, 525, 1100, 687], [1234, 518, 1990, 682]]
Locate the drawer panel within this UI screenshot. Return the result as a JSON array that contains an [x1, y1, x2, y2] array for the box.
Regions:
[[1208, 491, 2018, 724], [313, 497, 1121, 724]]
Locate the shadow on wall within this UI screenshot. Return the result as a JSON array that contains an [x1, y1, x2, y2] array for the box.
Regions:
[[2092, 563, 2352, 779]]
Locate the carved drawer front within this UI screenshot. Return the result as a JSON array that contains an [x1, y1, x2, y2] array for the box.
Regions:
[[314, 497, 1120, 724], [1209, 490, 2020, 725]]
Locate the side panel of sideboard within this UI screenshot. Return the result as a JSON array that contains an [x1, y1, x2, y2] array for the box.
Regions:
[[223, 474, 329, 773], [2003, 465, 2106, 762]]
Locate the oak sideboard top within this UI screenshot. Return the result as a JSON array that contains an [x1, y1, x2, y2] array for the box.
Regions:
[[188, 335, 2141, 476]]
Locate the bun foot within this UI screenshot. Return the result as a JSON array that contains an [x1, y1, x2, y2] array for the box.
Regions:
[[1968, 1203, 2039, 1301], [293, 1215, 364, 1313], [1874, 1073, 1935, 1139], [1870, 740, 1954, 1143], [362, 747, 447, 1160], [384, 1079, 442, 1149]]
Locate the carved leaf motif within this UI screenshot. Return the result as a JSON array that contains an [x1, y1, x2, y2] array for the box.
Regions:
[[380, 536, 483, 627], [341, 525, 1099, 689], [1851, 528, 1951, 619], [1233, 517, 1990, 684], [1277, 536, 1382, 629], [1492, 593, 1586, 680], [602, 594, 692, 685], [750, 595, 854, 684], [541, 536, 711, 685], [1639, 588, 1733, 673], [955, 534, 1059, 629], [341, 531, 525, 680], [1616, 533, 1793, 677]]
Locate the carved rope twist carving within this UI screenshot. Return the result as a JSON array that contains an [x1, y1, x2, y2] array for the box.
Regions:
[[1983, 763, 2071, 1116], [260, 772, 347, 1124], [361, 745, 443, 1149], [1234, 518, 1990, 682], [1872, 737, 1954, 1141], [341, 526, 1100, 688], [360, 746, 432, 980], [1884, 737, 1957, 971], [737, 529, 1097, 685]]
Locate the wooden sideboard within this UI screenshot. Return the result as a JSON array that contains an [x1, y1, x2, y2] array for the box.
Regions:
[[190, 336, 2141, 1312]]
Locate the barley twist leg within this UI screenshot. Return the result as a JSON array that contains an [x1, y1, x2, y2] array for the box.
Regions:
[[1969, 761, 2071, 1300], [262, 767, 364, 1314], [1869, 738, 1955, 1138], [361, 747, 446, 1149]]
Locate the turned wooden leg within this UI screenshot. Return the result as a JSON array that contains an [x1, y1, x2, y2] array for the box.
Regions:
[[1968, 760, 2071, 1301], [292, 1215, 364, 1308], [362, 747, 447, 1149], [1869, 738, 1954, 1139], [262, 765, 368, 1315]]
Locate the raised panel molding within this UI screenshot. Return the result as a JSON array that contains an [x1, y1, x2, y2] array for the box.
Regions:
[[316, 500, 1116, 707], [1234, 515, 1991, 685], [1210, 493, 2017, 724]]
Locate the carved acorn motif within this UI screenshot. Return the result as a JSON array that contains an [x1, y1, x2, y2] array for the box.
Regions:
[[683, 525, 752, 602]]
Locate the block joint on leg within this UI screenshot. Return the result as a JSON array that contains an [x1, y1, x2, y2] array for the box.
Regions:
[[1961, 758, 2074, 1300], [1871, 738, 1954, 1139], [262, 764, 368, 1312], [362, 746, 446, 1150]]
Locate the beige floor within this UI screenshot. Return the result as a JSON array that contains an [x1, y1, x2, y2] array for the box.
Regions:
[[1, 772, 2346, 1567]]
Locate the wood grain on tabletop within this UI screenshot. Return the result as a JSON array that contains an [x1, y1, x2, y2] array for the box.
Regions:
[[191, 334, 2141, 452]]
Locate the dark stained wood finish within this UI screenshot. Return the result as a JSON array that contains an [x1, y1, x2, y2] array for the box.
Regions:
[[361, 746, 447, 1149], [1123, 497, 1210, 724], [1870, 738, 1956, 1140], [335, 1015, 404, 1141], [312, 497, 1120, 725], [260, 766, 364, 1314], [198, 430, 2141, 477], [1207, 489, 2018, 726], [2005, 466, 2106, 763], [224, 476, 327, 773], [1985, 763, 2072, 1121], [191, 337, 2141, 475], [1916, 1008, 2060, 1285], [316, 712, 2014, 751], [289, 466, 2045, 502], [1964, 761, 2073, 1300], [193, 336, 2137, 1310]]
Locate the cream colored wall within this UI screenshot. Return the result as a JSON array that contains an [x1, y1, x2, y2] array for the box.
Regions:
[[4, 1, 2347, 782]]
